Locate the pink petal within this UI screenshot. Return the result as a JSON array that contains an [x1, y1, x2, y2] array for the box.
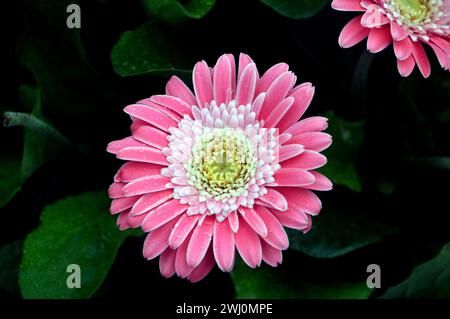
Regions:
[[289, 132, 332, 152], [397, 54, 416, 77], [254, 199, 277, 210], [338, 15, 370, 48], [256, 62, 289, 95], [264, 97, 294, 128], [303, 215, 313, 233], [114, 162, 164, 183], [137, 99, 182, 122], [159, 248, 177, 278], [279, 133, 292, 145], [106, 137, 146, 154], [238, 206, 268, 237], [150, 95, 192, 116], [213, 54, 233, 105], [390, 21, 408, 41], [281, 150, 327, 170], [303, 171, 333, 191], [175, 232, 194, 278], [130, 189, 173, 216], [169, 214, 200, 249], [278, 83, 315, 133], [251, 92, 266, 118], [235, 63, 257, 107], [237, 53, 255, 81], [130, 119, 147, 133], [127, 212, 148, 228], [412, 41, 431, 78], [143, 217, 178, 260], [361, 9, 389, 28], [235, 218, 262, 268], [116, 146, 169, 165], [258, 188, 288, 211], [430, 36, 450, 56], [187, 248, 215, 283], [284, 116, 328, 135], [258, 72, 296, 120], [429, 42, 450, 70], [186, 215, 215, 268], [109, 196, 139, 215], [193, 61, 213, 108], [122, 175, 170, 196], [108, 182, 125, 199], [279, 144, 304, 162], [261, 240, 283, 267], [254, 206, 289, 250], [393, 37, 413, 61], [270, 207, 310, 230], [226, 53, 237, 94], [116, 210, 131, 230], [367, 25, 391, 53], [132, 126, 168, 150], [273, 168, 315, 187], [277, 187, 322, 215], [228, 211, 240, 233], [213, 220, 235, 272], [142, 199, 188, 232], [165, 75, 197, 106], [331, 0, 364, 11], [124, 104, 178, 132]]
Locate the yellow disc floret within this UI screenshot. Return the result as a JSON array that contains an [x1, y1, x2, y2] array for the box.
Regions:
[[391, 0, 431, 24], [187, 128, 256, 200]]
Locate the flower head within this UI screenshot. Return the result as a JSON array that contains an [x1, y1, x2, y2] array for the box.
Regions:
[[332, 0, 450, 77], [107, 53, 332, 282]]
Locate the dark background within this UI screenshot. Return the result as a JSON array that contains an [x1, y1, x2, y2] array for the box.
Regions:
[[1, 0, 449, 299]]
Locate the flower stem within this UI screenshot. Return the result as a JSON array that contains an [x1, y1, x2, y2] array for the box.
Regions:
[[3, 111, 71, 147]]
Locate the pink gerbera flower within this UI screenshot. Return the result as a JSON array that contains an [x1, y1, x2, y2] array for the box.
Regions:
[[107, 53, 332, 282], [332, 0, 450, 77]]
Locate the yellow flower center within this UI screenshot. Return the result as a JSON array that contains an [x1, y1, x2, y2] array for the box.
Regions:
[[188, 128, 256, 199], [393, 0, 430, 22]]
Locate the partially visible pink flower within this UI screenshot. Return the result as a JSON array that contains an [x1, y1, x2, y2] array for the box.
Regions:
[[332, 0, 450, 77], [107, 53, 332, 282]]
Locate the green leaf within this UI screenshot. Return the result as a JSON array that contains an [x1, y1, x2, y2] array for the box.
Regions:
[[1, 88, 71, 208], [142, 0, 216, 24], [231, 258, 372, 299], [381, 243, 450, 298], [319, 112, 364, 192], [0, 85, 37, 208], [4, 1, 104, 208], [287, 205, 396, 258], [18, 85, 37, 112], [111, 20, 190, 77], [260, 0, 330, 19], [0, 241, 22, 294], [7, 90, 71, 163], [4, 91, 72, 180], [18, 28, 98, 119], [0, 157, 21, 208], [24, 103, 71, 180], [19, 190, 131, 298]]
